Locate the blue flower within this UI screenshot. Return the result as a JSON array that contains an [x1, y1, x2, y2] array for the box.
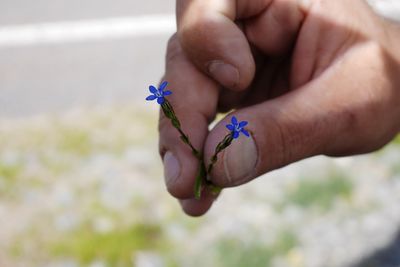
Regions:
[[226, 116, 250, 139], [146, 81, 172, 105]]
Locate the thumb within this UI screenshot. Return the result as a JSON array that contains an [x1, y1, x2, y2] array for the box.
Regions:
[[204, 64, 373, 187], [204, 88, 326, 187]]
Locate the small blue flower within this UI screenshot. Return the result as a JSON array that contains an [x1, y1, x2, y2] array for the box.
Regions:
[[226, 116, 250, 139], [146, 81, 172, 105]]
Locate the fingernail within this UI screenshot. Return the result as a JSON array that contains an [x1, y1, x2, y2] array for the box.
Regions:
[[207, 60, 239, 89], [163, 151, 181, 187], [223, 133, 258, 186]]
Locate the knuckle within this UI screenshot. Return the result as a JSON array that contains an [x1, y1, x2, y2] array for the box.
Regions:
[[274, 120, 296, 167], [267, 107, 328, 168], [178, 12, 215, 51], [166, 33, 183, 64], [324, 105, 391, 156], [264, 113, 293, 169]]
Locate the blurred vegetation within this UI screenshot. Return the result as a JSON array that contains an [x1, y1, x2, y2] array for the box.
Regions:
[[0, 161, 23, 196], [57, 128, 92, 156], [51, 223, 165, 267], [285, 172, 353, 210], [0, 107, 158, 159], [52, 109, 157, 157], [1, 108, 399, 267], [216, 230, 298, 267], [0, 162, 22, 182], [394, 134, 400, 145]]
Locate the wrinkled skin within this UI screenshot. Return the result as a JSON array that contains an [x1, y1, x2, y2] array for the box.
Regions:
[[158, 0, 400, 216]]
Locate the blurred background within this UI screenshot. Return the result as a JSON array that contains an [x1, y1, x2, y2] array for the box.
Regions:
[[0, 0, 400, 267]]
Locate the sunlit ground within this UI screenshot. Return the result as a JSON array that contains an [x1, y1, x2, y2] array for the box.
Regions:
[[0, 104, 399, 267]]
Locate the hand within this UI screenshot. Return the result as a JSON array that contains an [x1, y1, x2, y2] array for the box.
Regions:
[[159, 0, 400, 216]]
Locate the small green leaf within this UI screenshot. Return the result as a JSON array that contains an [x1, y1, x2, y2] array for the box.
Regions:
[[208, 184, 222, 195]]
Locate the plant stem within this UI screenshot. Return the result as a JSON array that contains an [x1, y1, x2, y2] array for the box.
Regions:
[[160, 99, 232, 199], [206, 133, 233, 179], [161, 99, 205, 199], [161, 99, 201, 159]]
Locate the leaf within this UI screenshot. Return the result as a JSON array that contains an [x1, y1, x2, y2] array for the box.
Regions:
[[208, 184, 222, 195]]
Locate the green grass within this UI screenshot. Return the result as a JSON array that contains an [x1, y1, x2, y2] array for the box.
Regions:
[[53, 109, 157, 157], [273, 230, 299, 254], [391, 163, 400, 178], [0, 162, 22, 181], [285, 172, 353, 210], [57, 128, 92, 156], [0, 162, 23, 195], [216, 230, 298, 267], [51, 223, 165, 267], [393, 134, 400, 145]]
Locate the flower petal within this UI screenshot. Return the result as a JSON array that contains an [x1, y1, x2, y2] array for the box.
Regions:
[[163, 90, 172, 96], [239, 121, 248, 128], [232, 116, 238, 125], [149, 85, 158, 94], [157, 97, 165, 105], [146, 95, 157, 101], [159, 81, 168, 91], [241, 129, 250, 137], [226, 124, 234, 131], [232, 131, 240, 139]]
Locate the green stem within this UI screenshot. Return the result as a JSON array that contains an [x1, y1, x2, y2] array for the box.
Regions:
[[161, 100, 201, 159], [206, 133, 233, 179], [160, 99, 233, 199], [194, 160, 206, 199], [161, 99, 205, 199]]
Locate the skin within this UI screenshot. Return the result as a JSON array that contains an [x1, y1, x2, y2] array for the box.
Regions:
[[158, 0, 400, 216]]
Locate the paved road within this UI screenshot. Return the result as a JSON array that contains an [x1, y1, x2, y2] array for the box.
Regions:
[[0, 35, 171, 117], [0, 1, 174, 117], [0, 0, 173, 25]]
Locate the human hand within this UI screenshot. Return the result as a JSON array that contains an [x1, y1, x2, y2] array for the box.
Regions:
[[159, 0, 400, 216]]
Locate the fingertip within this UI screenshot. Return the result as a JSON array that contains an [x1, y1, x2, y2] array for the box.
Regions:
[[160, 111, 211, 200], [179, 187, 219, 217], [163, 151, 197, 199], [160, 116, 205, 200]]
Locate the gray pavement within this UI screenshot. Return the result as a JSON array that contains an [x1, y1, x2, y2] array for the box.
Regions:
[[0, 36, 169, 117], [0, 0, 173, 25], [0, 1, 173, 118]]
